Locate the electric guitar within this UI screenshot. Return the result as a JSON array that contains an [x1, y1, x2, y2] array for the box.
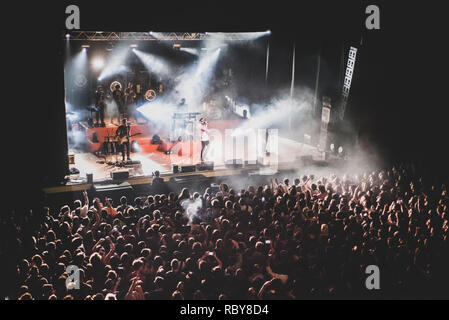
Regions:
[[118, 132, 141, 145]]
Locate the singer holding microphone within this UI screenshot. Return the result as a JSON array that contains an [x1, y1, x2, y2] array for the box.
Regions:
[[199, 118, 210, 162]]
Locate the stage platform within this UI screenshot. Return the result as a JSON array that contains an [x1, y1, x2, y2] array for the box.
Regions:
[[45, 135, 323, 195]]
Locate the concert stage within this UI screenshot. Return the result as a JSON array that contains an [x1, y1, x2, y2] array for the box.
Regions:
[[48, 120, 324, 195]]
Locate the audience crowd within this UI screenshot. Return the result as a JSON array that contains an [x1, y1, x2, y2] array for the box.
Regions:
[[1, 164, 448, 300]]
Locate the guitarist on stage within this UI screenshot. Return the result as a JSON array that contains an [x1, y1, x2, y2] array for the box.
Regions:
[[115, 118, 131, 162]]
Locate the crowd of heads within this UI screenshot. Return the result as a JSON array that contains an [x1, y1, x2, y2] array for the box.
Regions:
[[2, 163, 448, 299]]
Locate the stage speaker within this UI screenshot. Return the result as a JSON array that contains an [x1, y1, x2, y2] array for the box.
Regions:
[[225, 159, 243, 169], [172, 164, 179, 174], [197, 161, 214, 171], [110, 171, 129, 180], [86, 173, 93, 183], [180, 165, 196, 173]]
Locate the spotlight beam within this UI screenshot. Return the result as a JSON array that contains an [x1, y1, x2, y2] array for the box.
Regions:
[[175, 48, 221, 109], [98, 45, 130, 81], [132, 49, 173, 77]]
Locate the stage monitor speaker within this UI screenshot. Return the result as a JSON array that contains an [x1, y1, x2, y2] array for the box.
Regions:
[[180, 165, 196, 173], [197, 161, 214, 171], [225, 159, 243, 169], [173, 164, 179, 174], [110, 171, 129, 180]]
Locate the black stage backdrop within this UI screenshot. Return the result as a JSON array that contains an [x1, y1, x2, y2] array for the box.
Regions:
[[2, 0, 448, 208]]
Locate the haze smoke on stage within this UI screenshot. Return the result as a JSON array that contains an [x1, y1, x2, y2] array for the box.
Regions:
[[133, 49, 173, 78], [98, 45, 130, 81], [137, 99, 177, 132], [66, 48, 88, 73], [180, 197, 203, 224], [232, 87, 315, 137], [105, 99, 119, 121], [174, 47, 222, 110]]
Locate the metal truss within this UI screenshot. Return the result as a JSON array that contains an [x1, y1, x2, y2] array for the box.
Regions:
[[64, 31, 265, 41], [64, 31, 207, 41]]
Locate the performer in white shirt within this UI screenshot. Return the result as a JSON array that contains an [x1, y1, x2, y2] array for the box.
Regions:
[[199, 118, 210, 162]]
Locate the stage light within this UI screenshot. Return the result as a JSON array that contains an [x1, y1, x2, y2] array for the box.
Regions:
[[130, 44, 138, 48], [66, 34, 70, 39], [338, 146, 344, 154], [91, 57, 105, 70], [330, 143, 335, 152], [81, 44, 90, 49], [265, 30, 271, 35], [180, 47, 199, 55]]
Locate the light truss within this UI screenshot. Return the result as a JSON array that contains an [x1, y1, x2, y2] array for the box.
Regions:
[[65, 31, 207, 41], [64, 31, 269, 41]]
